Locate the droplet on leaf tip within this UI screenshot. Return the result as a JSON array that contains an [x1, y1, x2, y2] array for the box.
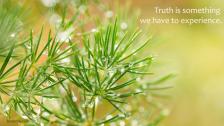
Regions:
[[106, 115, 113, 120], [22, 115, 28, 119]]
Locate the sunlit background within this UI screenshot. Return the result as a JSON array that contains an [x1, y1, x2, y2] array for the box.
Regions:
[[132, 0, 224, 126], [1, 0, 224, 126]]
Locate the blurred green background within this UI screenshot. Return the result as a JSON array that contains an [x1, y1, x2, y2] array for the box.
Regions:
[[133, 0, 224, 126]]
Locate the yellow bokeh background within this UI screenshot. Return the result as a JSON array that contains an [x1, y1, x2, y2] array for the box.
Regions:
[[133, 0, 224, 126]]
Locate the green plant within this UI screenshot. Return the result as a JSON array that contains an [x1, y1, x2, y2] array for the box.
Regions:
[[0, 0, 26, 57], [0, 0, 172, 126]]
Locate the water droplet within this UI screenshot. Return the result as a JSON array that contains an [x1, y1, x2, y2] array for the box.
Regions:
[[41, 0, 59, 7], [26, 44, 31, 49], [42, 112, 50, 117], [88, 102, 94, 108], [72, 95, 77, 102], [36, 108, 41, 115], [3, 105, 10, 112], [120, 22, 128, 30], [120, 67, 125, 73], [10, 33, 16, 38], [131, 120, 138, 126], [82, 114, 86, 120], [108, 72, 113, 77], [49, 13, 62, 27], [108, 68, 116, 77], [22, 115, 28, 119], [57, 28, 74, 42], [61, 58, 70, 64], [59, 86, 66, 94], [95, 96, 100, 105], [119, 121, 125, 126], [40, 122, 44, 126], [79, 5, 87, 14], [43, 51, 48, 55], [128, 63, 133, 67], [135, 88, 142, 93], [110, 123, 116, 126], [114, 44, 119, 49], [136, 77, 141, 82], [138, 62, 145, 67], [91, 28, 98, 33], [64, 79, 70, 84], [151, 56, 155, 61], [105, 11, 113, 18], [106, 115, 113, 120], [161, 109, 170, 116], [119, 114, 125, 118]]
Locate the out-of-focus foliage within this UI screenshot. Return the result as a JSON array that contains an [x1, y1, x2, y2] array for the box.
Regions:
[[0, 0, 26, 56]]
